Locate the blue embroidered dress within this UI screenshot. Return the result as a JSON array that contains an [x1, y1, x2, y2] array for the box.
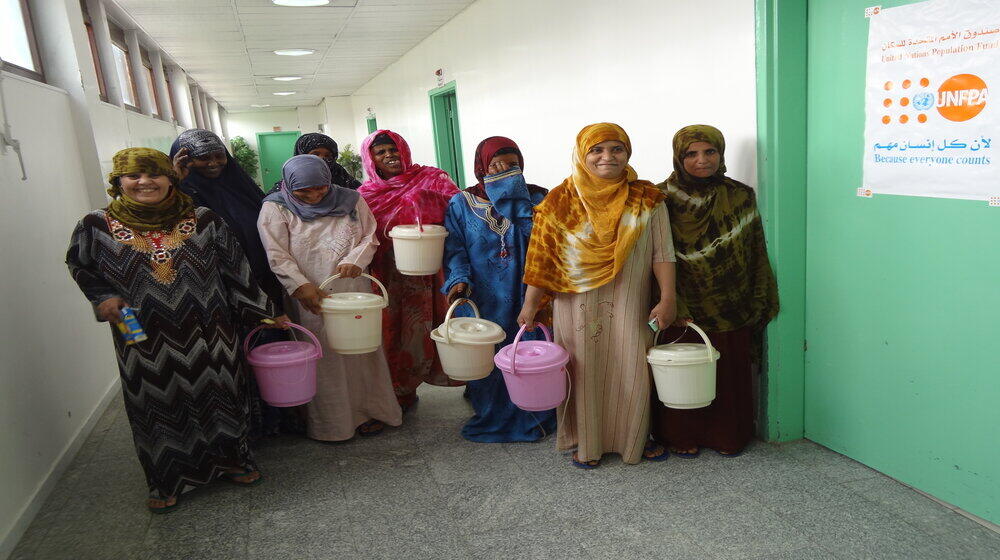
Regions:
[[443, 168, 557, 442]]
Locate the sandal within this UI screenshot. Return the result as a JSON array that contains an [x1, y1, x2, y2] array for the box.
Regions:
[[147, 496, 178, 514], [356, 419, 385, 437], [571, 452, 600, 470], [221, 468, 263, 486], [669, 446, 701, 459], [643, 442, 670, 462], [715, 449, 744, 458]]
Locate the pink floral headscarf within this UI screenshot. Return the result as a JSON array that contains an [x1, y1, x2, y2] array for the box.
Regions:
[[358, 129, 458, 242]]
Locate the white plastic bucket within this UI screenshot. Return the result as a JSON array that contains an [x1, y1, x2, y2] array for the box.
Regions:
[[318, 273, 389, 354], [430, 298, 506, 381], [647, 322, 720, 409], [388, 224, 448, 276]]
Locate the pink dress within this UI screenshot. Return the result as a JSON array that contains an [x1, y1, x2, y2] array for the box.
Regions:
[[257, 198, 402, 441]]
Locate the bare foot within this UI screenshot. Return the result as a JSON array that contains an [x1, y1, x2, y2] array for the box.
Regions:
[[147, 496, 177, 512]]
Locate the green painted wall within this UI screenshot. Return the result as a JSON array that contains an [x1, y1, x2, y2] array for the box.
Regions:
[[805, 0, 999, 523], [755, 0, 808, 442]]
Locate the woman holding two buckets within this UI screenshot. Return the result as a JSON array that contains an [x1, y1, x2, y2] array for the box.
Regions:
[[650, 125, 779, 457], [66, 148, 289, 512], [517, 123, 678, 468], [258, 155, 402, 441], [442, 136, 557, 442]]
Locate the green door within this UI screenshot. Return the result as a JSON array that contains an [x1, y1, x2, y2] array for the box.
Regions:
[[256, 131, 301, 191], [366, 116, 378, 134], [804, 0, 998, 523], [429, 82, 465, 188]]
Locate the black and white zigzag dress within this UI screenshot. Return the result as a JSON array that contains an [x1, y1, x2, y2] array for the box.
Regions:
[[66, 207, 275, 498]]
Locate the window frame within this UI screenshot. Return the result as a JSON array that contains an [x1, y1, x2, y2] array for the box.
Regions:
[[80, 1, 109, 102], [140, 46, 163, 118], [163, 70, 179, 124], [108, 21, 140, 112], [1, 0, 46, 82]]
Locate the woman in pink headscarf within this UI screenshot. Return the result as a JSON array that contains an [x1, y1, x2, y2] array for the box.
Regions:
[[358, 130, 461, 409]]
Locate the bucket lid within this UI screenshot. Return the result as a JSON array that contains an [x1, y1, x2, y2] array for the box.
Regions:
[[321, 292, 386, 312], [647, 343, 720, 366], [431, 317, 506, 345], [388, 224, 449, 239], [247, 340, 317, 366], [494, 340, 569, 374]]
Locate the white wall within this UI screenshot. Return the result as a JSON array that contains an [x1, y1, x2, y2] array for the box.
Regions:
[[91, 102, 182, 177], [348, 0, 758, 189], [322, 96, 361, 152], [0, 73, 120, 558]]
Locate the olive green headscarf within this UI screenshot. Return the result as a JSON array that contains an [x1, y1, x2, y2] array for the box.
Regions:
[[106, 148, 194, 231], [658, 125, 779, 332]]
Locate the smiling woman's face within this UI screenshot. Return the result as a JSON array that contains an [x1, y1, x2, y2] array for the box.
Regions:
[[119, 173, 172, 204], [189, 149, 227, 179], [370, 143, 403, 179], [681, 141, 721, 178], [584, 140, 628, 179]]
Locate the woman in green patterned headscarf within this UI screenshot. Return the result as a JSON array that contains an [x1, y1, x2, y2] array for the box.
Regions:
[[650, 125, 779, 457], [105, 147, 194, 231]]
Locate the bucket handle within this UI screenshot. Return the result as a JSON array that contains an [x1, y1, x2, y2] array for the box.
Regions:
[[509, 323, 553, 377], [318, 272, 390, 308], [441, 298, 481, 345], [653, 321, 717, 364], [382, 200, 424, 240], [243, 322, 323, 360]]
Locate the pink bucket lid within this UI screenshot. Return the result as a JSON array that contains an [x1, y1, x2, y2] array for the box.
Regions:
[[247, 340, 318, 366], [244, 323, 322, 366], [494, 325, 569, 375]]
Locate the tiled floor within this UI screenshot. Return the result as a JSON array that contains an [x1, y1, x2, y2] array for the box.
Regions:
[[10, 385, 1000, 560]]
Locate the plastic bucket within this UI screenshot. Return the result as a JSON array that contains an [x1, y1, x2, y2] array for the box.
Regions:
[[388, 224, 448, 276], [318, 273, 389, 354], [646, 323, 720, 409], [494, 324, 570, 412], [430, 298, 506, 381], [244, 323, 322, 407]]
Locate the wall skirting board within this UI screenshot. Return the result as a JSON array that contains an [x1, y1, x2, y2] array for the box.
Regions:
[[0, 378, 120, 560]]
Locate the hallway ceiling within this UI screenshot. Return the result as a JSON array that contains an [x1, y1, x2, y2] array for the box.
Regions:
[[113, 0, 475, 112]]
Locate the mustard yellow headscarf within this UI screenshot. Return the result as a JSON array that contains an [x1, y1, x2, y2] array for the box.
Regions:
[[106, 148, 194, 231], [524, 123, 664, 293]]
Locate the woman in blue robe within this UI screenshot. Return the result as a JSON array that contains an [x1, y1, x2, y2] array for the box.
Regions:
[[442, 137, 557, 442]]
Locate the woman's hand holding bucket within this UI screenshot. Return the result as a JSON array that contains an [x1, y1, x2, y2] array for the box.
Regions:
[[292, 283, 328, 315]]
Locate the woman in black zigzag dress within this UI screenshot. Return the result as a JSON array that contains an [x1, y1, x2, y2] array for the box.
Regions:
[[66, 148, 289, 512]]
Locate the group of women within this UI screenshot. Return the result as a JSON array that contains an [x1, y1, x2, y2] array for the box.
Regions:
[[66, 121, 778, 512]]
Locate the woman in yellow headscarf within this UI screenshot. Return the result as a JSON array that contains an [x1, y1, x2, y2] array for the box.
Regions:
[[517, 123, 678, 468]]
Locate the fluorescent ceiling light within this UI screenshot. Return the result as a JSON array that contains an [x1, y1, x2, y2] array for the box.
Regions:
[[273, 92, 296, 96], [273, 49, 314, 56], [273, 0, 330, 6], [251, 104, 271, 108], [272, 76, 302, 81]]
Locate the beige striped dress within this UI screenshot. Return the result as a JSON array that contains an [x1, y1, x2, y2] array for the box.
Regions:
[[554, 204, 675, 463]]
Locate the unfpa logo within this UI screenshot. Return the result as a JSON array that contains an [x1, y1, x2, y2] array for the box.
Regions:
[[936, 74, 988, 122], [880, 74, 988, 124]]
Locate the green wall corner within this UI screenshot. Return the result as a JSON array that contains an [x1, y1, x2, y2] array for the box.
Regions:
[[754, 0, 808, 442]]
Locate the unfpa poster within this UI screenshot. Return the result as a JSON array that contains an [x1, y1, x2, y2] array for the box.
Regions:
[[863, 0, 998, 200]]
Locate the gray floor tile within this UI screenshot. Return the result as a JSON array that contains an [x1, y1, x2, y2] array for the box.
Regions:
[[11, 384, 1000, 560]]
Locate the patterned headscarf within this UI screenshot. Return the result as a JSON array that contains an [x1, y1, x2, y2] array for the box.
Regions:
[[523, 123, 664, 294], [293, 132, 362, 190], [263, 155, 360, 221], [105, 147, 194, 231], [175, 128, 226, 157], [659, 125, 779, 331], [357, 129, 457, 242]]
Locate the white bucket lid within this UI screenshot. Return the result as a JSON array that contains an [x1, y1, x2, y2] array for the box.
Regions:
[[647, 343, 720, 366], [389, 224, 449, 239], [321, 292, 387, 312], [431, 317, 506, 345]]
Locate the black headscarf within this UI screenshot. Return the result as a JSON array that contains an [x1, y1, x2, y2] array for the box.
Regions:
[[169, 132, 284, 312], [291, 133, 362, 191]]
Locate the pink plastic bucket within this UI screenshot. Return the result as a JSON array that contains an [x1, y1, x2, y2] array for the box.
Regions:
[[244, 323, 322, 407], [494, 324, 570, 412]]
